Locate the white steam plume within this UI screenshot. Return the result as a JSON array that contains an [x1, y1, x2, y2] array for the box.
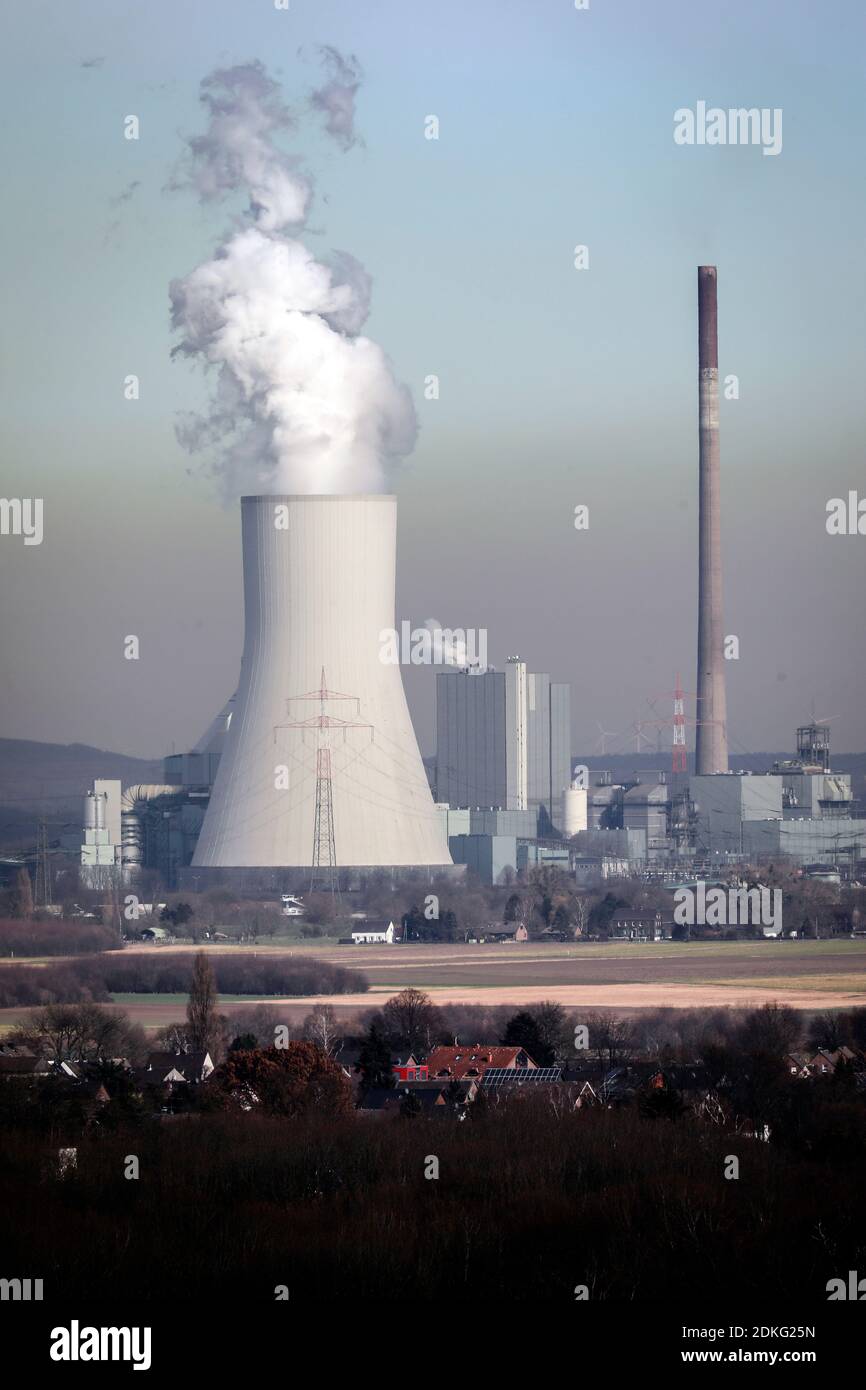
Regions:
[[169, 57, 416, 498]]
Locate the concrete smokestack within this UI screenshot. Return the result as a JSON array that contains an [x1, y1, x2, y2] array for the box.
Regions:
[[695, 266, 729, 775]]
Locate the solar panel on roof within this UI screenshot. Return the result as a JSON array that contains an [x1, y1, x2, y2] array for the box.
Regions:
[[479, 1067, 563, 1088]]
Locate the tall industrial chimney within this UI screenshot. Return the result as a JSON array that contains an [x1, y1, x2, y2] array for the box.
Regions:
[[694, 266, 729, 775], [193, 495, 452, 869]]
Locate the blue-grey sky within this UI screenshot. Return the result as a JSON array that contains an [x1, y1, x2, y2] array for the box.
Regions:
[[1, 0, 864, 759]]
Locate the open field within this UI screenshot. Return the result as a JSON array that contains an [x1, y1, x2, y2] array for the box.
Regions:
[[2, 938, 866, 1031]]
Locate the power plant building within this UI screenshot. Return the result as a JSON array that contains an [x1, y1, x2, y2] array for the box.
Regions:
[[79, 780, 123, 887], [690, 723, 864, 865], [436, 662, 571, 830], [505, 658, 528, 810], [448, 833, 570, 885], [741, 818, 866, 867], [549, 682, 572, 830], [435, 669, 507, 810], [622, 781, 669, 845], [690, 773, 783, 854]]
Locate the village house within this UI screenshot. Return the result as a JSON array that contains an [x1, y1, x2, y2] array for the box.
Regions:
[[350, 918, 402, 945], [574, 1080, 600, 1109], [464, 922, 528, 944], [357, 1079, 477, 1117], [391, 1054, 428, 1082], [786, 1052, 813, 1078], [783, 1047, 859, 1079], [608, 909, 672, 942], [0, 1048, 51, 1081], [807, 1047, 857, 1076], [0, 1049, 95, 1084], [424, 1044, 538, 1080], [142, 1051, 215, 1085]]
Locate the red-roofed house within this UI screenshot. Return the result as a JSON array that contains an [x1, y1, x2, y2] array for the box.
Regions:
[[424, 1045, 538, 1080]]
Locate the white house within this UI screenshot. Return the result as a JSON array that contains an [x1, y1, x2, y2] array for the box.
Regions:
[[351, 918, 399, 945]]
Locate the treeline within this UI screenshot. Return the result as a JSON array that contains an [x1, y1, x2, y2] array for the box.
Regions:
[[88, 952, 364, 998], [0, 952, 365, 1007], [0, 965, 112, 1009], [0, 918, 120, 958], [2, 1102, 864, 1300], [212, 995, 866, 1069]]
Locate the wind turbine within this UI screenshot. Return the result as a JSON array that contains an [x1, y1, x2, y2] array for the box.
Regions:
[[595, 721, 620, 756], [631, 720, 655, 754]]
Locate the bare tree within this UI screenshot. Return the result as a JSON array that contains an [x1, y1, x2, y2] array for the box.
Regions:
[[533, 1000, 571, 1062], [154, 1022, 193, 1054], [808, 1011, 843, 1053], [301, 1004, 343, 1057], [381, 987, 439, 1055], [736, 1002, 800, 1057], [24, 1003, 145, 1063], [227, 1003, 283, 1047], [586, 1011, 633, 1070], [26, 1004, 82, 1059], [572, 896, 590, 939]]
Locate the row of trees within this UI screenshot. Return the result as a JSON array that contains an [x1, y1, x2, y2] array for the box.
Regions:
[[225, 989, 866, 1082], [0, 949, 364, 1009], [8, 849, 861, 939], [0, 917, 120, 958]]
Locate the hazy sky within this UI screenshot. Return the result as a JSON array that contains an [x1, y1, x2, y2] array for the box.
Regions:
[[1, 0, 864, 761]]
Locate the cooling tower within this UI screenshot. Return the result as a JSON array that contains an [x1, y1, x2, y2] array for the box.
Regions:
[[192, 495, 452, 870], [694, 267, 729, 775]]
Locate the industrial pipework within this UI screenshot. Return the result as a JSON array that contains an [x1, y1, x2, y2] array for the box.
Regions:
[[120, 784, 184, 881]]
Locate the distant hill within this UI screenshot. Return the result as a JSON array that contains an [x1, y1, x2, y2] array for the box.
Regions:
[[0, 739, 165, 847]]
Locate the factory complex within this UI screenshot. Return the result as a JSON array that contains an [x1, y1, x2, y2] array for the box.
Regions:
[[70, 268, 866, 895]]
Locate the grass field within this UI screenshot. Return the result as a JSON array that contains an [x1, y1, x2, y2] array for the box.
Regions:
[[2, 937, 866, 1032]]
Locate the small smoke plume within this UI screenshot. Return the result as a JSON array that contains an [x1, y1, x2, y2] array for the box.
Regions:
[[110, 179, 141, 208], [104, 179, 142, 248], [170, 57, 416, 497], [423, 620, 470, 667], [311, 46, 363, 150]]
